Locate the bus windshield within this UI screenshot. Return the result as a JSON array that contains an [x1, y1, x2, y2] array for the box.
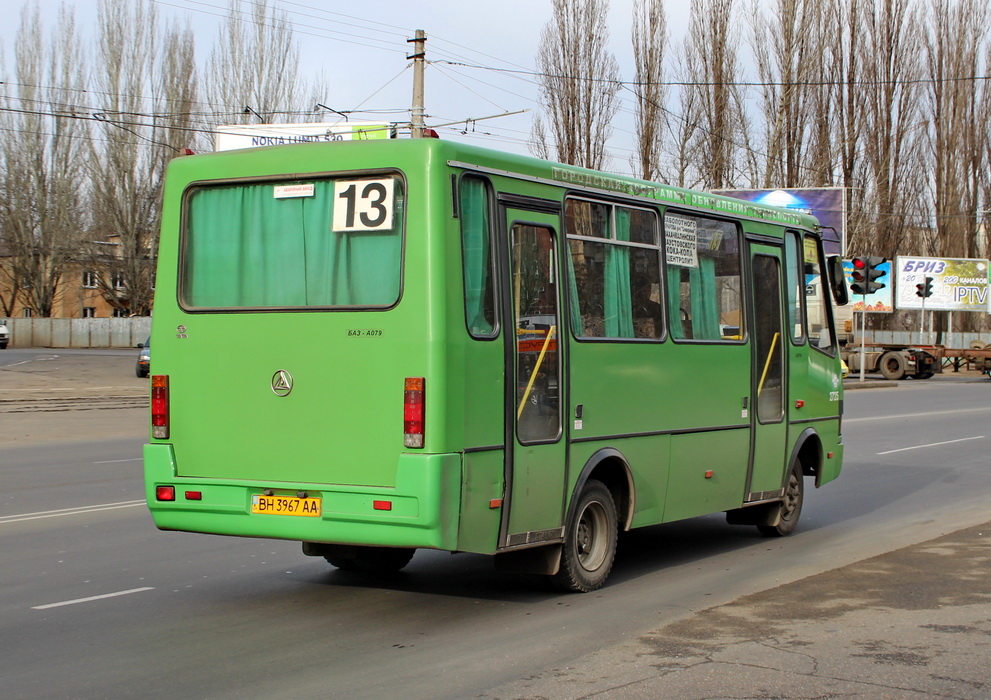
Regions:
[[180, 174, 405, 310]]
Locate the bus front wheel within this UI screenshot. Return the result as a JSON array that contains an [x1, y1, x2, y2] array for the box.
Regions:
[[553, 479, 618, 593], [758, 464, 804, 537]]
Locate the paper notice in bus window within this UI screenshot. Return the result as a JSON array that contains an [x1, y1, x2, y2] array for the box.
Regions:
[[274, 184, 315, 199], [803, 236, 818, 263], [665, 214, 698, 268]]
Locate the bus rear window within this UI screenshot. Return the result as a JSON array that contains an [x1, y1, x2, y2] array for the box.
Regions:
[[181, 175, 404, 309]]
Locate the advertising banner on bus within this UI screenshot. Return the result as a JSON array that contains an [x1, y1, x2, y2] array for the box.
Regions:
[[215, 121, 390, 151], [712, 187, 845, 257], [843, 259, 893, 312], [894, 256, 990, 311]]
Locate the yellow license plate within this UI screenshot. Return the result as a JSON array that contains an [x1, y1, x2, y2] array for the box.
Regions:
[[251, 494, 322, 517]]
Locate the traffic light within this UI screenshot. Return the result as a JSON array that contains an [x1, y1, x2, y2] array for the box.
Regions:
[[915, 276, 934, 298], [850, 256, 886, 295]]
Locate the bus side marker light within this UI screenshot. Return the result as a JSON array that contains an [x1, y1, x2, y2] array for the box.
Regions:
[[795, 399, 805, 409], [705, 470, 714, 479], [404, 377, 425, 448], [156, 485, 176, 501], [373, 500, 392, 511], [489, 499, 503, 509], [185, 491, 202, 501], [827, 452, 834, 459]]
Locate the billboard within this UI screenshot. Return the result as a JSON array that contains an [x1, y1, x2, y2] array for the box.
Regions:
[[843, 259, 893, 312], [215, 121, 389, 151], [712, 187, 845, 257], [894, 257, 990, 311]]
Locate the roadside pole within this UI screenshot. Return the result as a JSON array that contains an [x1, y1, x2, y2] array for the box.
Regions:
[[408, 30, 426, 138]]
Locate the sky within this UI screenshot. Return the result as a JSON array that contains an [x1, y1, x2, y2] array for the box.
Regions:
[[0, 0, 697, 177]]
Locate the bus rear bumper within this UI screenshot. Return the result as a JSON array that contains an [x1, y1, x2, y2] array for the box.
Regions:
[[143, 443, 462, 551]]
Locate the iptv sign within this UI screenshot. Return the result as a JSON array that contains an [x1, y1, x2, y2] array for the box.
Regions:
[[895, 256, 990, 312]]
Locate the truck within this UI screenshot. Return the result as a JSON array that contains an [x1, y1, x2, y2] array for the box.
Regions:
[[835, 306, 938, 380]]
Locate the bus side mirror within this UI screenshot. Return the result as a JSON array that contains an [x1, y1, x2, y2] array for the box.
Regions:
[[827, 255, 849, 307]]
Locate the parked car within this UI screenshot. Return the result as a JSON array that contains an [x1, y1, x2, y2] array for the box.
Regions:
[[136, 337, 150, 377], [0, 319, 8, 349]]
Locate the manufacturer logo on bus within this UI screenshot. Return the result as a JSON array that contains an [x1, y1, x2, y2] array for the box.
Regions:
[[271, 370, 293, 397]]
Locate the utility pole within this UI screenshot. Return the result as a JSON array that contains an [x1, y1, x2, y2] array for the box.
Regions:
[[408, 30, 426, 138]]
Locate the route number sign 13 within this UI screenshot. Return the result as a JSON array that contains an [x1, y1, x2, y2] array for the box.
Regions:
[[333, 178, 395, 232]]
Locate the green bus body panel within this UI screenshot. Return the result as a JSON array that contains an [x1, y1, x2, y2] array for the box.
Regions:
[[146, 138, 843, 558], [145, 444, 461, 550]]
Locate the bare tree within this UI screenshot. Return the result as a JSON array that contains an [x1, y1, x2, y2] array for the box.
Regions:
[[667, 49, 703, 189], [630, 0, 667, 181], [87, 0, 195, 317], [531, 0, 621, 170], [750, 0, 835, 187], [833, 0, 869, 250], [0, 3, 87, 317], [855, 0, 924, 260], [678, 0, 750, 189], [207, 0, 310, 125], [924, 0, 988, 260]]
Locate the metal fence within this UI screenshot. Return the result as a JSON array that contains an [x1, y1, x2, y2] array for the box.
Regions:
[[2, 317, 152, 348]]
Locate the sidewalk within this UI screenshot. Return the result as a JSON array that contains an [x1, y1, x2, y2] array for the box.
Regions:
[[486, 522, 991, 699]]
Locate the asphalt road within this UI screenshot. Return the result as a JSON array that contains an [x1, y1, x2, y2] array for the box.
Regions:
[[1, 352, 990, 698]]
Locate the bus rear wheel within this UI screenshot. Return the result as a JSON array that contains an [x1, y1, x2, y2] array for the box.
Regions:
[[758, 463, 804, 537], [325, 546, 416, 574], [553, 479, 618, 593]]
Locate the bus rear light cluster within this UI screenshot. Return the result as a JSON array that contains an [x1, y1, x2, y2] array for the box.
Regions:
[[151, 374, 170, 439], [404, 377, 425, 448]]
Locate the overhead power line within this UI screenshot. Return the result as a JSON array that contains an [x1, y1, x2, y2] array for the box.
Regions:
[[434, 59, 991, 88]]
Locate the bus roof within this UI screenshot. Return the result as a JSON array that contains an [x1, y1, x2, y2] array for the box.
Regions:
[[168, 138, 823, 233]]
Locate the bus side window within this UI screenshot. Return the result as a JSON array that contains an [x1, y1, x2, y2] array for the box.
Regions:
[[459, 176, 497, 337], [804, 235, 836, 354], [664, 213, 743, 342], [785, 231, 805, 344], [565, 199, 663, 341]]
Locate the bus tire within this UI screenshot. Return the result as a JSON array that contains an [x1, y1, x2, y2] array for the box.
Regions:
[[552, 479, 618, 593], [879, 351, 906, 380], [325, 546, 415, 574], [758, 463, 804, 537]]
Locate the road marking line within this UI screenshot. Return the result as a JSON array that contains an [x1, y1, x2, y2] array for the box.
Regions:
[[32, 587, 155, 610], [877, 435, 985, 455], [848, 407, 991, 424], [0, 500, 145, 524], [94, 458, 142, 464]]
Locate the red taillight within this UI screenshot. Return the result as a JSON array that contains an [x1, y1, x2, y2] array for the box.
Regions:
[[404, 377, 424, 448], [151, 374, 169, 439], [156, 485, 175, 501], [185, 491, 202, 501], [373, 500, 392, 511]]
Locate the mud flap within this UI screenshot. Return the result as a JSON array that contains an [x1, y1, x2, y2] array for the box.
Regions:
[[494, 543, 562, 576]]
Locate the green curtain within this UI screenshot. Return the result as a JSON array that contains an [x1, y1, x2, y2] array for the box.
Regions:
[[604, 209, 634, 338], [460, 178, 494, 335], [185, 180, 401, 308], [691, 257, 719, 338], [665, 258, 718, 340], [667, 268, 684, 339]]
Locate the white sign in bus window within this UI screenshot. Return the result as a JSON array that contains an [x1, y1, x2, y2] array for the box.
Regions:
[[333, 178, 395, 232], [665, 214, 699, 268]]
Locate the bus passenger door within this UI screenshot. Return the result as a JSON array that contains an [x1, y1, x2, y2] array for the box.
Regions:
[[500, 211, 568, 547], [746, 244, 789, 499]]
